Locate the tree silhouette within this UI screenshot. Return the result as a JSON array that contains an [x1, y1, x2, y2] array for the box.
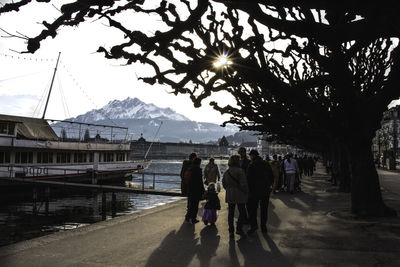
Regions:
[[3, 1, 399, 216]]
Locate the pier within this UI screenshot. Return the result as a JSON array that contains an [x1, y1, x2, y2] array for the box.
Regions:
[[1, 177, 182, 196], [0, 164, 399, 266], [1, 169, 184, 197]]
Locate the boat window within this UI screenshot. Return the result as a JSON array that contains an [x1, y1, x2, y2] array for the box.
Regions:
[[0, 151, 11, 163], [56, 152, 71, 163], [74, 152, 87, 163], [37, 152, 54, 164], [88, 152, 94, 163], [116, 152, 125, 162], [101, 152, 114, 162], [15, 151, 33, 164], [0, 122, 15, 135]]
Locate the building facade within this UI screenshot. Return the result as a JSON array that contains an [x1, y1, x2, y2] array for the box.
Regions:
[[373, 105, 400, 169], [130, 136, 228, 159]]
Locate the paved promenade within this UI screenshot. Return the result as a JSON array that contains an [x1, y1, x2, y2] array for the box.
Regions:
[[0, 164, 400, 266]]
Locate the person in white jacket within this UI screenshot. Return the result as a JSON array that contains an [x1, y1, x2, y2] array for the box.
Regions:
[[283, 153, 298, 194]]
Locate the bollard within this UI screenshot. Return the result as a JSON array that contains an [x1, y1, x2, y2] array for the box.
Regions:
[[153, 173, 156, 190], [142, 173, 145, 190]]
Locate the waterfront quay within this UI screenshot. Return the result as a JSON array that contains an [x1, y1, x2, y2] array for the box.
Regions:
[[1, 164, 400, 266]]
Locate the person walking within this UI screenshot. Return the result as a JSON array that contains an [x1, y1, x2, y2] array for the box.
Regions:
[[202, 183, 221, 226], [269, 154, 281, 193], [185, 157, 205, 224], [222, 154, 248, 238], [238, 147, 250, 172], [238, 147, 250, 223], [246, 149, 274, 234], [283, 153, 299, 194], [204, 158, 220, 185], [180, 152, 197, 222], [180, 152, 197, 196]]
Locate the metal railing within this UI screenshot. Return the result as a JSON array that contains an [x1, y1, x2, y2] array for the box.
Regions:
[[133, 172, 181, 191]]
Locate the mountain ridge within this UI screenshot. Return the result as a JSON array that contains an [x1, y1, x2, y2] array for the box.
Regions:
[[64, 97, 239, 143], [72, 97, 190, 123]]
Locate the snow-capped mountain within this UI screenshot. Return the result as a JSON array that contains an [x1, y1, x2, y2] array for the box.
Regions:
[[63, 97, 239, 142], [73, 97, 190, 122]]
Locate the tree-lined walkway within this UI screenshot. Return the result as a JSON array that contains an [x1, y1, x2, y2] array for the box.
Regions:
[[0, 163, 399, 266]]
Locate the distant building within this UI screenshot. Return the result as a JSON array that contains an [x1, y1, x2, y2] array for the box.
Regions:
[[130, 136, 228, 159], [257, 134, 302, 157], [240, 141, 258, 153], [373, 105, 400, 169]]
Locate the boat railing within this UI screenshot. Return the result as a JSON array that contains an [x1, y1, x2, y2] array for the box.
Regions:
[[47, 119, 133, 145]]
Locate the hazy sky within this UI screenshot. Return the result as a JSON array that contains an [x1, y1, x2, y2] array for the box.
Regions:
[[0, 2, 232, 124]]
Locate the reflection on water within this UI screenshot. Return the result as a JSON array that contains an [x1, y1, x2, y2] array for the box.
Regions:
[[0, 159, 227, 247]]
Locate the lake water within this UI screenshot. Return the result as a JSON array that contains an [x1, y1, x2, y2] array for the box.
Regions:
[[0, 159, 228, 247]]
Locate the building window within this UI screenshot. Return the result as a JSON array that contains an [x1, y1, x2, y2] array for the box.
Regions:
[[56, 152, 71, 163], [15, 151, 33, 164], [37, 152, 53, 163], [0, 151, 11, 163]]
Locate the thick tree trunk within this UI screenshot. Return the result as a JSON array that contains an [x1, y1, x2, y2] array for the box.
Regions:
[[338, 145, 351, 192], [329, 141, 351, 192], [347, 139, 396, 217]]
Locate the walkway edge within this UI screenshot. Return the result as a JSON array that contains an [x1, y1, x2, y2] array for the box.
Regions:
[[0, 197, 186, 258]]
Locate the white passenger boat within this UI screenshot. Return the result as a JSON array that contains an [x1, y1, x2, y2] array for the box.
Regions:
[[0, 114, 150, 182], [0, 53, 150, 183]]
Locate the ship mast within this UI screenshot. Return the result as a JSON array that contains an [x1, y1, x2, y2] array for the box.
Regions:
[[42, 52, 61, 119]]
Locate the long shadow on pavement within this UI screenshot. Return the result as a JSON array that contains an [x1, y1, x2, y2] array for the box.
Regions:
[[197, 225, 220, 267], [145, 222, 198, 267], [236, 233, 294, 267]]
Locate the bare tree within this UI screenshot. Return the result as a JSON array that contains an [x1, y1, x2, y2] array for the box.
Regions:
[[2, 1, 399, 216]]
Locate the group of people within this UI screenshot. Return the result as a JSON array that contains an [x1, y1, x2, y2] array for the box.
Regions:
[[223, 148, 274, 237], [180, 154, 222, 225], [179, 149, 317, 238], [268, 153, 317, 194]]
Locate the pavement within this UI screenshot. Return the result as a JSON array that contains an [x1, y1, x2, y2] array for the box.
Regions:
[[0, 163, 399, 267]]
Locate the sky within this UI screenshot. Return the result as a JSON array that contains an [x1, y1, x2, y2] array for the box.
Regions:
[[1, 2, 399, 125], [0, 2, 232, 124]]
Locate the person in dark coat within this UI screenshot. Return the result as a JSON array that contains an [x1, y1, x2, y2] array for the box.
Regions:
[[185, 157, 205, 224], [180, 152, 197, 222], [180, 152, 197, 196], [238, 146, 250, 223], [238, 147, 250, 172], [246, 149, 274, 234]]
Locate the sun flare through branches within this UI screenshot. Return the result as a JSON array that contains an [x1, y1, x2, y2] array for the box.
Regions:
[[213, 54, 233, 68]]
